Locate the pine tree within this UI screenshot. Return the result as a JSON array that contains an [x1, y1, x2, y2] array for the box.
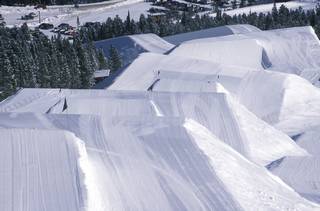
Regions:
[[97, 49, 108, 70], [0, 52, 17, 98], [108, 45, 122, 73]]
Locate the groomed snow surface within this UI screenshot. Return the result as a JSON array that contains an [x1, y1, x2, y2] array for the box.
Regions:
[[2, 23, 320, 210]]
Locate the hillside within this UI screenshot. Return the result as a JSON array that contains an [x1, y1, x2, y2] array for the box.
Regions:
[[1, 22, 320, 210]]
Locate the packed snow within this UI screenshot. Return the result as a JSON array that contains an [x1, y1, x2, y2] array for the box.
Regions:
[[2, 21, 320, 210]]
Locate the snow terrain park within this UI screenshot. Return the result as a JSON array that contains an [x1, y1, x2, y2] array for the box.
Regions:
[[3, 4, 320, 210]]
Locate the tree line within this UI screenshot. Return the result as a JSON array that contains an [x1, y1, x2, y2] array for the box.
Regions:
[[79, 5, 320, 42], [0, 0, 106, 6], [0, 24, 109, 99]]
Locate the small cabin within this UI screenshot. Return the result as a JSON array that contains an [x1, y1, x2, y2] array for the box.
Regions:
[[94, 69, 110, 83]]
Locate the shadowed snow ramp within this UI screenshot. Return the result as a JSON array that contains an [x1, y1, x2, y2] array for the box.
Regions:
[[94, 33, 174, 66], [0, 114, 318, 210], [164, 24, 261, 45], [244, 27, 320, 77], [173, 26, 320, 85], [270, 125, 320, 204], [237, 70, 320, 136], [0, 128, 93, 211], [107, 53, 257, 93]]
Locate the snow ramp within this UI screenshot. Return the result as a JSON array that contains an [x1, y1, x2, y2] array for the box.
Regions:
[[237, 70, 320, 136], [95, 33, 174, 66], [0, 128, 101, 211], [164, 24, 261, 45], [270, 125, 320, 204], [18, 89, 305, 166], [0, 113, 318, 210], [107, 53, 257, 93], [169, 37, 265, 70]]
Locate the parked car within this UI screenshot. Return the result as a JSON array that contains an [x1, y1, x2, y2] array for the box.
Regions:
[[34, 4, 47, 9], [21, 12, 37, 20], [39, 23, 54, 30]]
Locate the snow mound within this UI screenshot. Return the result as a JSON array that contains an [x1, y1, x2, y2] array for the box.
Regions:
[[169, 37, 265, 69], [0, 88, 64, 113], [270, 125, 320, 204], [245, 27, 320, 79], [0, 128, 100, 211], [184, 119, 319, 211], [179, 26, 320, 85], [0, 112, 317, 210], [237, 70, 320, 136], [0, 88, 306, 166], [271, 156, 320, 204], [164, 24, 260, 45], [108, 53, 257, 93], [95, 33, 174, 66]]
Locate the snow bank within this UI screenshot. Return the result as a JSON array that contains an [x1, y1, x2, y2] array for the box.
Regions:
[[0, 128, 99, 211], [237, 70, 320, 135]]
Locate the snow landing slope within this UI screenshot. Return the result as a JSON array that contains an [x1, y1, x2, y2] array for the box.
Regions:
[[0, 88, 307, 166], [164, 24, 261, 45], [0, 128, 96, 211], [237, 70, 320, 136], [107, 53, 257, 93], [171, 26, 320, 86], [270, 125, 320, 204], [0, 112, 318, 210], [95, 33, 174, 66]]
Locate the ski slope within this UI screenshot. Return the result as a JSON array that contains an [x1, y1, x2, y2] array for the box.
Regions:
[[2, 23, 320, 210], [0, 112, 317, 210], [270, 125, 320, 204], [107, 53, 258, 93], [0, 88, 307, 166], [237, 70, 320, 136], [170, 38, 266, 69], [173, 26, 320, 85], [0, 128, 95, 211]]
